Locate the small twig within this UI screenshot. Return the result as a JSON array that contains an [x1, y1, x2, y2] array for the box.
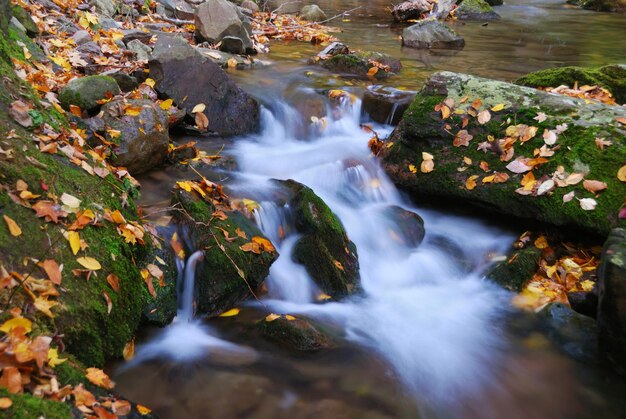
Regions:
[[155, 16, 194, 26]]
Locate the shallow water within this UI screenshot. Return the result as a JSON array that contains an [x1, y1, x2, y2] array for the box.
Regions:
[[118, 1, 626, 418]]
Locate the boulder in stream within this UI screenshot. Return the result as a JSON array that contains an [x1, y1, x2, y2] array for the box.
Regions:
[[597, 228, 626, 374], [299, 4, 327, 22], [566, 0, 626, 12], [361, 87, 417, 125], [258, 314, 335, 352], [486, 246, 541, 292], [380, 71, 626, 236], [149, 35, 260, 136], [456, 0, 501, 20], [319, 50, 402, 79], [391, 0, 433, 22], [171, 187, 277, 315], [194, 0, 254, 54], [401, 19, 465, 49], [276, 180, 361, 299], [58, 75, 121, 113]]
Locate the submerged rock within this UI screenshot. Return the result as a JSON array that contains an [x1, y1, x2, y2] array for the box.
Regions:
[[380, 205, 425, 249], [456, 0, 501, 20], [361, 87, 417, 125], [100, 99, 170, 174], [516, 64, 626, 104], [299, 4, 327, 22], [58, 75, 121, 113], [319, 51, 402, 79], [194, 0, 254, 54], [171, 188, 277, 315], [401, 19, 465, 49], [567, 0, 626, 12], [258, 315, 335, 352], [276, 180, 360, 299], [597, 228, 626, 373], [149, 35, 260, 136], [380, 71, 626, 236]]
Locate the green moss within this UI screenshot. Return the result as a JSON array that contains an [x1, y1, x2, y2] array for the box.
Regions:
[[58, 75, 121, 112], [486, 246, 541, 291], [54, 355, 88, 387], [516, 65, 626, 104], [257, 316, 334, 352], [320, 52, 398, 79], [0, 388, 71, 419]]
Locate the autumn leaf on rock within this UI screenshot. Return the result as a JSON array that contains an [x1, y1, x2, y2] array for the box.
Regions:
[[76, 256, 101, 271], [123, 340, 135, 361], [9, 100, 32, 128], [408, 164, 417, 174], [34, 297, 58, 318], [32, 201, 68, 223], [68, 231, 81, 255], [0, 317, 32, 334], [265, 313, 280, 322], [617, 165, 626, 182], [477, 110, 491, 124], [466, 175, 478, 190], [219, 308, 240, 317], [506, 160, 532, 174], [563, 191, 575, 203], [582, 180, 607, 194], [534, 112, 547, 123], [594, 137, 612, 150], [107, 273, 120, 292], [421, 152, 434, 173], [40, 260, 62, 285], [579, 198, 597, 211], [453, 130, 473, 147], [491, 103, 506, 112], [3, 215, 22, 237], [85, 368, 114, 389], [47, 348, 67, 367], [195, 112, 209, 131]]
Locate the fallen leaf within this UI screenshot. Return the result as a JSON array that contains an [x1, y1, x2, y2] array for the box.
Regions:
[[252, 236, 275, 252], [618, 165, 626, 182], [579, 198, 597, 211], [408, 164, 417, 174], [535, 235, 548, 249], [563, 191, 575, 203], [34, 297, 58, 318], [103, 292, 112, 314], [595, 137, 612, 150], [106, 274, 120, 292], [47, 347, 67, 368], [565, 172, 585, 185], [123, 340, 134, 361], [0, 317, 32, 334], [453, 130, 473, 147], [40, 259, 62, 285], [466, 175, 479, 190], [137, 405, 152, 415], [537, 179, 555, 196], [0, 367, 22, 394], [192, 103, 206, 114], [491, 103, 505, 112], [68, 231, 81, 255], [534, 112, 547, 123], [76, 257, 101, 271], [265, 313, 280, 322], [3, 215, 21, 237], [367, 66, 379, 77], [477, 110, 491, 124], [506, 160, 532, 174], [85, 368, 114, 389], [582, 180, 607, 193], [0, 397, 13, 409], [195, 112, 209, 131], [219, 308, 240, 317], [159, 98, 173, 110], [542, 129, 557, 145], [9, 100, 32, 127]]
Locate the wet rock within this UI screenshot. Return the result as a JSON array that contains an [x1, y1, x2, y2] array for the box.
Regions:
[[198, 47, 268, 69], [516, 64, 626, 104], [391, 0, 432, 22], [567, 290, 598, 319], [219, 35, 245, 54], [267, 0, 301, 13], [72, 30, 92, 46], [597, 228, 626, 373], [318, 41, 350, 57], [58, 75, 121, 113], [284, 86, 327, 135], [486, 246, 541, 292], [300, 4, 327, 22], [122, 29, 153, 45], [127, 39, 152, 60], [194, 0, 253, 54], [380, 71, 626, 236], [90, 0, 117, 17], [171, 188, 277, 315], [485, 0, 503, 5], [258, 315, 335, 352], [380, 206, 425, 248], [277, 179, 360, 298], [149, 35, 260, 136], [538, 302, 598, 363], [567, 0, 626, 12], [361, 87, 416, 125], [241, 0, 260, 14], [456, 0, 500, 20], [319, 51, 402, 79], [402, 19, 465, 49], [101, 99, 170, 174], [427, 234, 475, 273], [103, 70, 139, 92]]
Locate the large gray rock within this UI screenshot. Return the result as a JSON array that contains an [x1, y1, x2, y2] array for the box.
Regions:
[[127, 39, 152, 60], [90, 0, 117, 17], [402, 19, 465, 49], [456, 0, 501, 20], [241, 0, 260, 13], [101, 99, 170, 174], [58, 75, 121, 112], [391, 0, 432, 22], [598, 228, 626, 374], [149, 35, 260, 136], [299, 4, 327, 21], [194, 0, 253, 54]]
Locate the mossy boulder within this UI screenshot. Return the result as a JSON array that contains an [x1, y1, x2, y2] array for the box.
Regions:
[[566, 0, 626, 12], [171, 188, 277, 315], [380, 71, 626, 236], [100, 98, 170, 174], [485, 0, 503, 5], [299, 4, 327, 21], [58, 75, 121, 113], [257, 315, 335, 352], [516, 64, 626, 104], [456, 0, 501, 20], [0, 388, 72, 418], [276, 180, 360, 299], [319, 51, 402, 79], [486, 246, 541, 291], [11, 4, 39, 37]]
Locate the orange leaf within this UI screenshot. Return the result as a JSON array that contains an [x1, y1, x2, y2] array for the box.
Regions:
[[3, 215, 21, 237], [106, 274, 120, 292], [85, 368, 114, 389], [40, 259, 62, 285]]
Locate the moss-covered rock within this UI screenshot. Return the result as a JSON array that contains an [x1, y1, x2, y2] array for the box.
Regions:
[[486, 246, 542, 291], [0, 388, 72, 419], [257, 315, 335, 352], [566, 0, 626, 12], [320, 51, 402, 79], [456, 0, 501, 20], [277, 180, 360, 299], [11, 4, 39, 37], [171, 188, 277, 315], [516, 64, 626, 104], [58, 75, 121, 113], [381, 71, 626, 236]]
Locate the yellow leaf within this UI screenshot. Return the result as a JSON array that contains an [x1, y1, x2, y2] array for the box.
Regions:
[[265, 313, 280, 322], [219, 308, 240, 317], [192, 103, 206, 114], [144, 78, 155, 88], [482, 174, 495, 184], [0, 397, 12, 409], [85, 368, 114, 389], [466, 175, 479, 190], [76, 257, 101, 270], [242, 198, 259, 212], [580, 280, 595, 292], [50, 56, 71, 71], [227, 58, 238, 68], [421, 159, 434, 173], [159, 99, 173, 110], [317, 293, 332, 301], [124, 106, 143, 116], [252, 236, 275, 252], [3, 215, 21, 237], [176, 181, 193, 192], [68, 231, 80, 255], [285, 314, 296, 321], [534, 235, 548, 249], [48, 348, 67, 368], [123, 339, 134, 361], [0, 317, 32, 334], [491, 103, 506, 112], [618, 165, 626, 182], [110, 210, 126, 224], [408, 164, 417, 174], [137, 405, 152, 415], [367, 66, 379, 77], [33, 297, 58, 318]]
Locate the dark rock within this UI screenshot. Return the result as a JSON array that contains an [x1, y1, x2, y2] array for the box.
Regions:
[[567, 290, 598, 319], [127, 39, 152, 60], [284, 86, 327, 136], [381, 206, 425, 248], [598, 228, 626, 373], [99, 17, 121, 30], [58, 75, 121, 112], [456, 0, 501, 20], [485, 0, 503, 5], [122, 28, 153, 45], [103, 71, 139, 92], [156, 0, 196, 19], [76, 41, 102, 55], [361, 87, 416, 125], [402, 19, 465, 49], [219, 35, 245, 54], [391, 0, 432, 22], [171, 188, 277, 315], [299, 4, 327, 21], [194, 0, 253, 54], [149, 35, 260, 136], [101, 99, 170, 174], [486, 246, 541, 291], [276, 179, 360, 299], [258, 315, 334, 352], [72, 30, 92, 46], [320, 51, 402, 79], [538, 302, 598, 363], [318, 41, 349, 57], [516, 64, 626, 104], [427, 234, 475, 273], [567, 0, 626, 12]]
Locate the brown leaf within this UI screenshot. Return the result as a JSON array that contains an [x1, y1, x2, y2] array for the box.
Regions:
[[195, 112, 209, 131], [453, 130, 473, 147], [582, 180, 607, 193], [32, 201, 68, 223], [106, 274, 120, 292], [103, 291, 112, 314], [9, 100, 32, 127], [3, 215, 21, 237], [0, 367, 22, 394], [40, 259, 62, 285], [85, 368, 114, 389]]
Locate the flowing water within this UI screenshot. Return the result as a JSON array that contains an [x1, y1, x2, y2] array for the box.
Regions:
[[115, 1, 626, 417]]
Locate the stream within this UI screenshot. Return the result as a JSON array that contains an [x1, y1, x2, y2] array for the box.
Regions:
[[113, 1, 626, 418]]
